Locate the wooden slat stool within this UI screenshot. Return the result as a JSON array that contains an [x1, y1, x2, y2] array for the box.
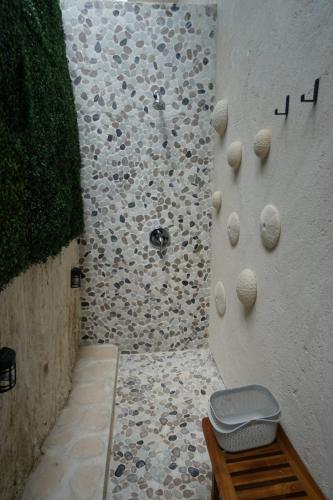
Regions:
[[202, 417, 325, 500]]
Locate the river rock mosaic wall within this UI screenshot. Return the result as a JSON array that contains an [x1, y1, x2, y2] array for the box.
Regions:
[[61, 0, 216, 352]]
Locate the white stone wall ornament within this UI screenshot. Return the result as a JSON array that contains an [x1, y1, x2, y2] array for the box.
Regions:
[[254, 129, 271, 159], [214, 281, 226, 317], [227, 141, 242, 170], [227, 212, 240, 246], [260, 204, 281, 249], [212, 191, 222, 210], [211, 100, 228, 136], [236, 269, 257, 308]]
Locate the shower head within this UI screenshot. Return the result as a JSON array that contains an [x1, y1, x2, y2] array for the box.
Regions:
[[153, 90, 165, 110]]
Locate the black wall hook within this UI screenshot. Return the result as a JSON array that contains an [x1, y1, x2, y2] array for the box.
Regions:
[[300, 78, 320, 104], [274, 95, 290, 117]]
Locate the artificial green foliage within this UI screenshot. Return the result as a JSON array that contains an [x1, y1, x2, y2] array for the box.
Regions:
[[0, 0, 83, 289]]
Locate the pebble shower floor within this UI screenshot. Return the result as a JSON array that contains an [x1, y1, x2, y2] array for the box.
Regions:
[[107, 349, 223, 499]]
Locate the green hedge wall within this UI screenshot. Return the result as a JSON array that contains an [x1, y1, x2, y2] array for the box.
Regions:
[[0, 0, 83, 289]]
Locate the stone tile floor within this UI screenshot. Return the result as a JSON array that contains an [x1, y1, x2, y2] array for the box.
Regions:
[[23, 345, 118, 500], [107, 349, 224, 500]]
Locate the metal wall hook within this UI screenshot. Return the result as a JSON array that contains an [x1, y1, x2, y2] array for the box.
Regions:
[[274, 95, 290, 117], [300, 78, 320, 104]]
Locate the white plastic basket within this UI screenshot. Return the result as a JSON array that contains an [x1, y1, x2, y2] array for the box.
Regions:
[[208, 385, 281, 452], [208, 405, 280, 452], [210, 384, 280, 426]]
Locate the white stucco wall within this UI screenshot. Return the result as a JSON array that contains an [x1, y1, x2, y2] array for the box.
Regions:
[[209, 0, 333, 496]]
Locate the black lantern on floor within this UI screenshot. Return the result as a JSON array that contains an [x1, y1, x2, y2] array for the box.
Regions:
[[0, 348, 16, 393], [71, 267, 82, 288]]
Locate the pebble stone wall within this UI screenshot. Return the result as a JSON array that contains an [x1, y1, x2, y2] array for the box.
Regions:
[[61, 0, 216, 352]]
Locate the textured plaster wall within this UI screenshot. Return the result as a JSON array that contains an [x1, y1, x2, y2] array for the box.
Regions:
[[61, 1, 216, 352], [0, 241, 80, 500], [209, 0, 333, 496]]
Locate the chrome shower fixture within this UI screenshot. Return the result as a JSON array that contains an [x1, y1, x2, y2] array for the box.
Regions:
[[150, 227, 170, 252], [153, 89, 165, 110]]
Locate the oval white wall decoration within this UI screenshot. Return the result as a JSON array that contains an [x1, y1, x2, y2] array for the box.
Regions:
[[227, 141, 242, 170], [260, 204, 281, 249], [215, 281, 226, 317], [227, 212, 240, 246], [254, 129, 271, 159], [212, 191, 222, 211], [236, 269, 257, 308], [212, 100, 228, 137]]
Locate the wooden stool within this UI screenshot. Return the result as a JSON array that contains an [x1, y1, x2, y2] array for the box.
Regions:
[[202, 417, 325, 499]]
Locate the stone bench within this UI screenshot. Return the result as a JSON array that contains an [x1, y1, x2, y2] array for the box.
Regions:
[[23, 345, 118, 500]]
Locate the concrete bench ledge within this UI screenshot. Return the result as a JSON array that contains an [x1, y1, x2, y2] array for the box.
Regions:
[[23, 345, 119, 500]]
